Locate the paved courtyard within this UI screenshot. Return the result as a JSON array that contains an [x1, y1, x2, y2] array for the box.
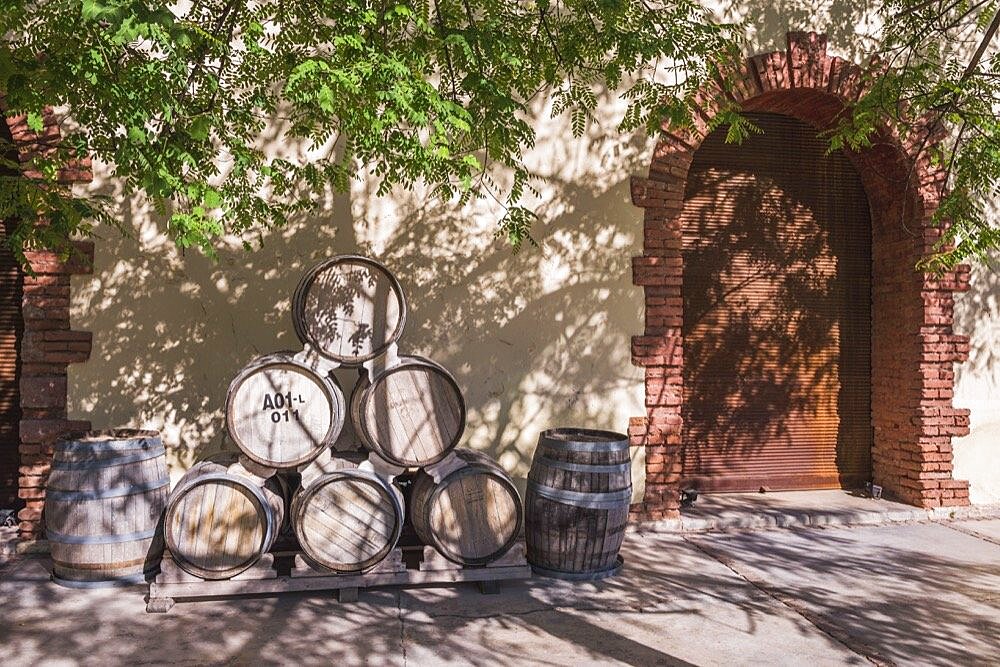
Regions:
[[2, 518, 998, 666]]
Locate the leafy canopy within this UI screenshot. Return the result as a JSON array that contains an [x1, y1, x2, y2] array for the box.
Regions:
[[0, 0, 739, 263], [832, 1, 1000, 271]]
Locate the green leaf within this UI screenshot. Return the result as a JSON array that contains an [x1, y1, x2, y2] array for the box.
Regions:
[[25, 112, 44, 133]]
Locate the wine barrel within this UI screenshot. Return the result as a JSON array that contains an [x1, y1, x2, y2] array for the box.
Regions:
[[410, 449, 523, 566], [44, 430, 168, 588], [351, 355, 465, 467], [164, 459, 285, 580], [525, 428, 632, 580], [292, 469, 403, 573], [292, 255, 407, 365], [225, 352, 346, 469]]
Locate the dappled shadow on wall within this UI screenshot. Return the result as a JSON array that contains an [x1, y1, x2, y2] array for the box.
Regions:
[[68, 117, 646, 477]]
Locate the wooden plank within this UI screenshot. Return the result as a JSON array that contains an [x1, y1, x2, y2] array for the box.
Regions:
[[145, 544, 531, 610]]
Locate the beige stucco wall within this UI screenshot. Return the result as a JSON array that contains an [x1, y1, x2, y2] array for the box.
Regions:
[[66, 2, 999, 504], [68, 93, 651, 497], [952, 256, 1000, 504]]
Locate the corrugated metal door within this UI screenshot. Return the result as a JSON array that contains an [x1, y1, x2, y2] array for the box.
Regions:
[[681, 113, 872, 492], [0, 221, 22, 508]]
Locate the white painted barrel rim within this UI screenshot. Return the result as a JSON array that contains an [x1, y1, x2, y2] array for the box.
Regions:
[[292, 254, 409, 365]]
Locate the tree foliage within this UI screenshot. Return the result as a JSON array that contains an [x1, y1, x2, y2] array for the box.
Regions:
[[832, 0, 1000, 271], [0, 1, 739, 263]]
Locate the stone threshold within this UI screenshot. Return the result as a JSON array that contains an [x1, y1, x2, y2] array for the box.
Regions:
[[627, 489, 1000, 534]]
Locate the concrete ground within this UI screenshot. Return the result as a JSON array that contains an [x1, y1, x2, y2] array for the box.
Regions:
[[2, 517, 999, 666]]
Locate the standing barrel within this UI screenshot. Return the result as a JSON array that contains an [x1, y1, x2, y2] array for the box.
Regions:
[[351, 355, 465, 467], [293, 255, 407, 365], [292, 469, 403, 573], [44, 430, 168, 587], [411, 449, 523, 566], [225, 352, 346, 469], [164, 459, 285, 580], [525, 428, 632, 580]]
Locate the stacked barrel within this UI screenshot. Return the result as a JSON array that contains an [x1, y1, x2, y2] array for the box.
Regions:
[[162, 255, 523, 579]]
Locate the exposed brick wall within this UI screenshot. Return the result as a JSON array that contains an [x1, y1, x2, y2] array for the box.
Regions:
[[1, 103, 94, 540], [630, 32, 971, 521]]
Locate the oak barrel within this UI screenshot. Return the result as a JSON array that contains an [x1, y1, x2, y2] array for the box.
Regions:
[[292, 469, 403, 573], [164, 459, 285, 580], [44, 430, 168, 587], [411, 449, 523, 565], [292, 255, 407, 365], [225, 352, 346, 469], [351, 355, 465, 467], [525, 428, 632, 580]]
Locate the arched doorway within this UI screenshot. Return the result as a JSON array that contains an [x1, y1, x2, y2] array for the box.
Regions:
[[628, 33, 973, 520], [679, 113, 872, 491]]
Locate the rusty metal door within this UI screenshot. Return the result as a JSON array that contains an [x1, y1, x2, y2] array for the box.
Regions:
[[680, 113, 872, 492], [0, 221, 21, 508]]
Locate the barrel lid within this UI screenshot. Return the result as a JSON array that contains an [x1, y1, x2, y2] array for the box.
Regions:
[[224, 354, 346, 469], [355, 356, 466, 467], [293, 255, 407, 365], [55, 430, 162, 456], [538, 428, 629, 452], [293, 469, 402, 572]]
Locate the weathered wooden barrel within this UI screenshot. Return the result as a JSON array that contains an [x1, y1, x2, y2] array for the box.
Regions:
[[525, 428, 632, 580], [164, 460, 285, 580], [44, 430, 168, 587], [410, 449, 523, 566], [225, 352, 346, 469], [292, 255, 407, 365], [292, 469, 403, 573], [351, 355, 465, 467]]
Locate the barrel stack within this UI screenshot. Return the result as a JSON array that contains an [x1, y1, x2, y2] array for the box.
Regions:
[[161, 254, 523, 580]]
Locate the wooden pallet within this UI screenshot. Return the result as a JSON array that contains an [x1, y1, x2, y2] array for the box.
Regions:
[[146, 542, 531, 612]]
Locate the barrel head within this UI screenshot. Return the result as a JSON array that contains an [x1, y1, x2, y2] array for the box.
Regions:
[[293, 255, 406, 365], [226, 355, 345, 468]]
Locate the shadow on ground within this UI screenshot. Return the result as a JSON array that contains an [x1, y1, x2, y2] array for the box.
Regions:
[[4, 522, 998, 665]]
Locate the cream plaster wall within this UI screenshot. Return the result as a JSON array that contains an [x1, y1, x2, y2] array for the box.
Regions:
[[68, 92, 651, 496], [953, 256, 1000, 504], [66, 2, 998, 503]]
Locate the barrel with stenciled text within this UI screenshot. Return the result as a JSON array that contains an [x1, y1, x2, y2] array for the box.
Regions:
[[225, 352, 346, 469]]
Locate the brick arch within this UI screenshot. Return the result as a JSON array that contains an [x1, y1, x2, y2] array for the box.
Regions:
[[0, 100, 94, 541], [628, 32, 971, 521]]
